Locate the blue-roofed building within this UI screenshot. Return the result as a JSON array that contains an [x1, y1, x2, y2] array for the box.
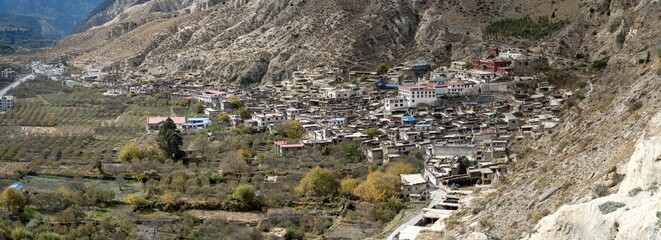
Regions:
[[433, 78, 445, 84], [183, 118, 212, 128], [401, 116, 416, 125], [375, 82, 400, 89], [410, 62, 431, 70], [8, 183, 23, 191]]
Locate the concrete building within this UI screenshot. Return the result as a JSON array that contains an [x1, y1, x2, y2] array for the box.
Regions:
[[0, 95, 14, 111], [1, 68, 16, 79], [400, 173, 427, 201], [385, 86, 437, 111], [252, 113, 286, 129]]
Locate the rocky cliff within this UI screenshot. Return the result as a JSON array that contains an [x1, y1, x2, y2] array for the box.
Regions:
[[434, 0, 661, 239], [49, 0, 579, 83]]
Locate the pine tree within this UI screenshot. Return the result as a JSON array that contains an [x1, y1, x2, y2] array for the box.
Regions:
[[157, 118, 184, 159]]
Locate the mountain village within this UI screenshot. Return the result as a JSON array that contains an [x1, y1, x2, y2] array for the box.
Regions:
[[0, 48, 575, 239]]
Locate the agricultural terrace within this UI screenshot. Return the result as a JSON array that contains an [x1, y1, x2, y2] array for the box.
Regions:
[[0, 78, 423, 239]]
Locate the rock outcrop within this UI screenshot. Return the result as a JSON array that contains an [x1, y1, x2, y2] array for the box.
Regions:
[[525, 113, 661, 240], [47, 0, 578, 83]]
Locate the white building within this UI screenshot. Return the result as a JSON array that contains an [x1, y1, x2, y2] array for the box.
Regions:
[[252, 113, 286, 129], [196, 89, 226, 104], [384, 97, 408, 111], [0, 95, 14, 112], [384, 86, 437, 111], [1, 68, 16, 79]]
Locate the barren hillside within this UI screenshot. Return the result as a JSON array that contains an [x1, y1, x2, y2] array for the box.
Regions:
[[44, 0, 579, 83]]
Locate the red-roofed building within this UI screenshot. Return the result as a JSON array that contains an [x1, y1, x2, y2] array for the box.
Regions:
[[471, 58, 512, 75], [147, 117, 187, 130], [274, 141, 305, 156]]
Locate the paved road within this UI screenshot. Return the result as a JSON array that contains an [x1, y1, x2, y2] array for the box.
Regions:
[[0, 74, 34, 96], [386, 188, 448, 240]]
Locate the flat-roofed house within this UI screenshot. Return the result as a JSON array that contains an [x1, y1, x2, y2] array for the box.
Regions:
[[274, 141, 304, 156], [400, 173, 427, 201], [147, 117, 187, 130]]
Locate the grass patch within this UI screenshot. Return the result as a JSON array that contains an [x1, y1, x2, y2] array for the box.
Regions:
[[485, 17, 568, 40], [598, 201, 625, 214], [593, 183, 610, 197]]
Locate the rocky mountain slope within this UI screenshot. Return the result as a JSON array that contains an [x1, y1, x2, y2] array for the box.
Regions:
[[48, 0, 576, 83], [0, 0, 105, 35], [429, 0, 661, 239], [9, 0, 661, 237]]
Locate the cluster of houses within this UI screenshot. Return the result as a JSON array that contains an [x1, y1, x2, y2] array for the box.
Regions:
[[33, 51, 563, 200]]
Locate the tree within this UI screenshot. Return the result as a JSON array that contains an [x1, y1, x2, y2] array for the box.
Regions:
[[37, 232, 65, 240], [227, 96, 242, 108], [376, 64, 389, 75], [296, 167, 339, 199], [339, 178, 359, 198], [237, 107, 251, 119], [1, 188, 26, 215], [157, 118, 184, 159], [458, 157, 472, 174], [385, 162, 415, 177], [218, 113, 230, 124], [11, 227, 33, 240], [282, 120, 304, 139], [366, 128, 381, 139], [354, 171, 399, 202], [124, 194, 148, 211], [118, 143, 143, 162], [227, 185, 261, 211], [195, 102, 205, 114]]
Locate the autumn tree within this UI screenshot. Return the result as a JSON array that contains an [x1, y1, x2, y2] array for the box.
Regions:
[[124, 194, 148, 211], [385, 162, 415, 177], [339, 178, 359, 198], [354, 171, 399, 202], [296, 167, 339, 199], [157, 118, 184, 159], [282, 120, 304, 139], [1, 188, 26, 215], [118, 143, 143, 162]]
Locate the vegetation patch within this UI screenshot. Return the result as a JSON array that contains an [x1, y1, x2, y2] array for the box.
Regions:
[[591, 60, 608, 71], [485, 17, 568, 40], [593, 183, 610, 197], [598, 201, 625, 214]]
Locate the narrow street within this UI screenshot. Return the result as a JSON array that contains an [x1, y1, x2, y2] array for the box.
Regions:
[[386, 188, 447, 240], [0, 74, 34, 96]]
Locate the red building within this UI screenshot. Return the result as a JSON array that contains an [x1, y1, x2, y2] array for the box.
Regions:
[[471, 58, 512, 75]]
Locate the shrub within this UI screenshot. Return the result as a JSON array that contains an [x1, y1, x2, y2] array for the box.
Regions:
[[284, 226, 304, 240], [598, 201, 625, 214], [37, 232, 65, 240], [593, 183, 610, 197], [485, 17, 568, 40], [591, 60, 608, 71], [628, 187, 642, 196], [11, 227, 33, 240]]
